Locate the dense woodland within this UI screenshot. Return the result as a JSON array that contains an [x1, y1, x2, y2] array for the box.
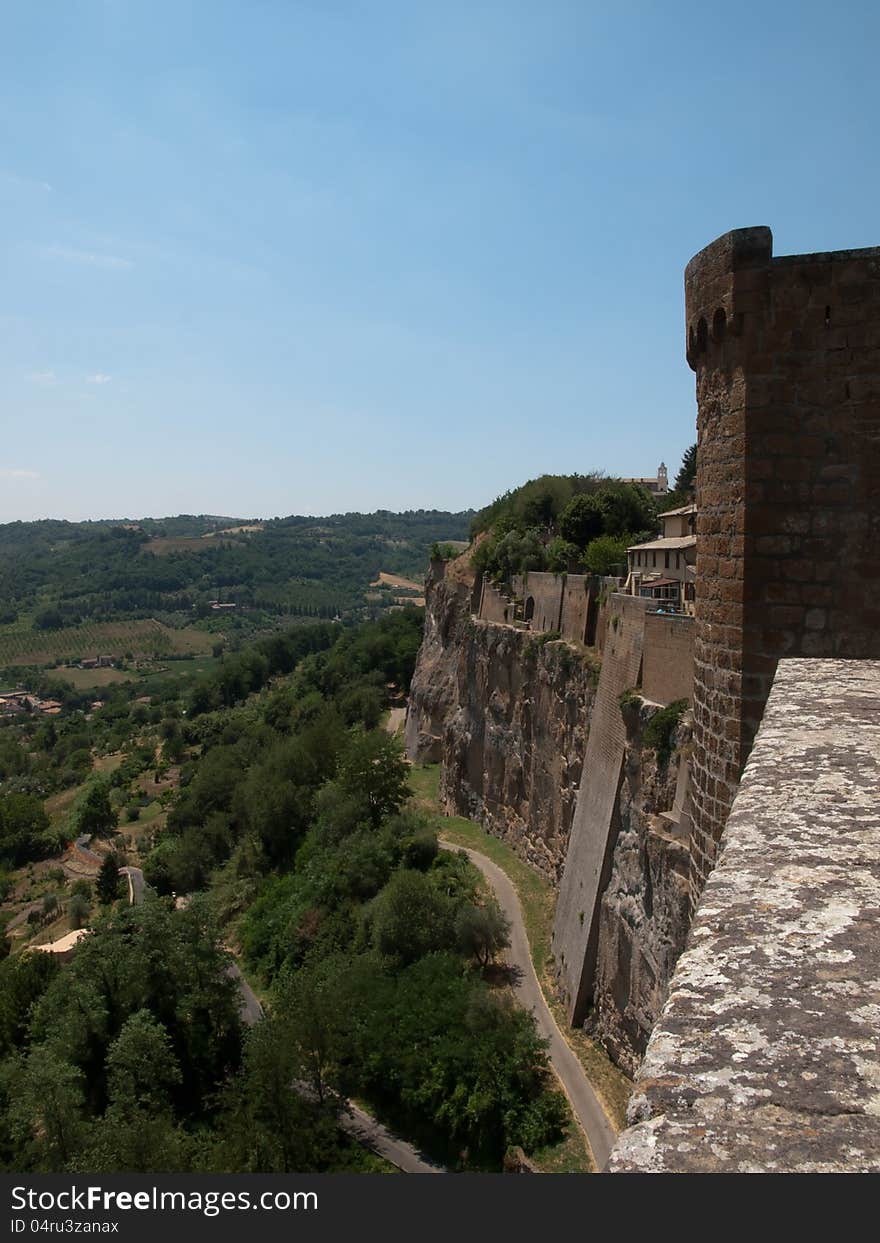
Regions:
[[0, 509, 471, 635], [0, 607, 569, 1172], [471, 448, 696, 581]]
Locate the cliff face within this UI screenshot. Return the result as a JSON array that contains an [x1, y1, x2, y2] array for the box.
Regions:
[[407, 557, 693, 1072], [404, 560, 476, 765], [406, 561, 595, 880], [590, 703, 693, 1076], [441, 621, 597, 882]]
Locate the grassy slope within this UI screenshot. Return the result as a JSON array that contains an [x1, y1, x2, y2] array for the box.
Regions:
[[408, 763, 632, 1134]]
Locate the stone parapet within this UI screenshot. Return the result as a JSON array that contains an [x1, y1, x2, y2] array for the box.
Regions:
[[607, 658, 880, 1172]]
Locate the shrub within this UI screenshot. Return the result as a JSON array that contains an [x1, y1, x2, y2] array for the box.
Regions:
[[643, 699, 688, 766]]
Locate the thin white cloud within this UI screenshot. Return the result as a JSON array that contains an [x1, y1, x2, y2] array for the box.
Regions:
[[41, 245, 133, 270], [27, 370, 57, 385], [86, 373, 112, 385], [0, 469, 41, 480], [3, 172, 52, 193]]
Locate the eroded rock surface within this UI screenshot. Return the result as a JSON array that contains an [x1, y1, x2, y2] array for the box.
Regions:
[[591, 702, 693, 1076]]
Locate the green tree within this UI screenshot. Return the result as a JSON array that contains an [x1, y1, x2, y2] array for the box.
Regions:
[[544, 536, 582, 573], [558, 494, 605, 548], [77, 782, 117, 839], [0, 952, 59, 1057], [106, 1010, 182, 1114], [673, 443, 697, 494], [595, 482, 657, 536], [370, 870, 456, 966], [583, 533, 631, 576], [68, 892, 90, 929], [214, 1019, 342, 1173], [455, 898, 511, 967], [275, 962, 346, 1104], [72, 1108, 189, 1173], [0, 793, 49, 867], [96, 852, 122, 906], [7, 1047, 86, 1170], [335, 730, 409, 829]]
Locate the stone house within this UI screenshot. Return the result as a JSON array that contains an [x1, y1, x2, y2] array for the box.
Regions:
[[625, 502, 696, 613]]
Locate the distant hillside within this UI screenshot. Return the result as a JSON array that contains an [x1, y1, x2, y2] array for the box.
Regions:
[[0, 509, 472, 655]]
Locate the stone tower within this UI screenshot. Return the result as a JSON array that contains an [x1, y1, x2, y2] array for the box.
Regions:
[[687, 226, 880, 910]]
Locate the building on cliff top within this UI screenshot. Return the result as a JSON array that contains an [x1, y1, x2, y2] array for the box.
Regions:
[[625, 503, 697, 614], [619, 461, 669, 495]]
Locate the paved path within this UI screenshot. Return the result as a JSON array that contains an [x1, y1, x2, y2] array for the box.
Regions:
[[337, 1101, 442, 1173], [440, 840, 618, 1170], [119, 865, 145, 905], [232, 957, 442, 1172], [292, 1080, 443, 1174], [226, 959, 265, 1027]]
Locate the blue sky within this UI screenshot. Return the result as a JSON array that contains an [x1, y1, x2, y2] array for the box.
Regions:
[[2, 1, 878, 522]]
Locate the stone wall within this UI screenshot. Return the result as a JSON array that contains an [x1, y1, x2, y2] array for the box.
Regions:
[[552, 594, 649, 1024], [559, 574, 595, 645], [410, 563, 699, 1070], [522, 572, 565, 634], [608, 658, 880, 1172], [594, 578, 625, 658], [590, 700, 693, 1075], [641, 614, 694, 706], [440, 624, 596, 879], [478, 578, 512, 625], [687, 226, 880, 911]]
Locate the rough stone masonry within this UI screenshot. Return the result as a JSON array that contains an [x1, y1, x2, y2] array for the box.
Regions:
[[608, 659, 880, 1172], [686, 226, 880, 911]]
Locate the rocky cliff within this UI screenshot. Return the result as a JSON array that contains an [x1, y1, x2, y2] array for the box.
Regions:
[[441, 621, 598, 882], [406, 554, 693, 1071], [406, 558, 595, 880], [590, 701, 692, 1076]]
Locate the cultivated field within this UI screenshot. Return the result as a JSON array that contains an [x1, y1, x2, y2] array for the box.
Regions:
[[56, 667, 135, 690], [203, 523, 264, 537], [144, 536, 219, 555], [370, 571, 423, 591], [0, 619, 214, 667]]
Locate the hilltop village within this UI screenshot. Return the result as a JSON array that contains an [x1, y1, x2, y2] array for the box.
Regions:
[[406, 226, 880, 1173]]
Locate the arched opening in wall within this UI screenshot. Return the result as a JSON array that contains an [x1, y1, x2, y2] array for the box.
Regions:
[[524, 596, 535, 623], [696, 317, 708, 353], [712, 308, 726, 343]]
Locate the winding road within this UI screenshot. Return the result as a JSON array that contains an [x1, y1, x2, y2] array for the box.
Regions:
[[440, 840, 618, 1171], [119, 860, 440, 1171], [113, 809, 615, 1168], [232, 963, 443, 1173], [118, 865, 145, 906]]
